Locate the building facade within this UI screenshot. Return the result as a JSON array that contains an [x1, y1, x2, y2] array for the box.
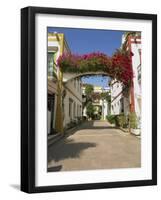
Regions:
[[47, 33, 83, 134], [110, 32, 141, 129], [63, 78, 82, 128], [111, 80, 123, 115]]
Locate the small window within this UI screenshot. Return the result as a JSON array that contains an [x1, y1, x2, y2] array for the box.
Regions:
[[47, 52, 55, 77], [69, 98, 73, 118], [73, 102, 76, 118], [112, 105, 114, 110]]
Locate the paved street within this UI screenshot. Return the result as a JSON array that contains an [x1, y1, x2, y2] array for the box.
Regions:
[[48, 120, 141, 172]]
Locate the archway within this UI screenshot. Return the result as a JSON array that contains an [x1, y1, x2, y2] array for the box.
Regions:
[[55, 51, 133, 133]]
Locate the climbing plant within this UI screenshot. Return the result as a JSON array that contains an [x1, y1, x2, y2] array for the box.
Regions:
[[57, 51, 133, 86]]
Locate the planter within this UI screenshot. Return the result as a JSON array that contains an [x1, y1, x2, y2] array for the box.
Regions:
[[131, 128, 141, 136]]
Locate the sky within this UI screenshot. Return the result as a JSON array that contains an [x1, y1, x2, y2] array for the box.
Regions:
[[48, 27, 124, 87]]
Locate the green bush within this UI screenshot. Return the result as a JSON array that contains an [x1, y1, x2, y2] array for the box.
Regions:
[[107, 113, 138, 129], [106, 114, 117, 124], [129, 112, 138, 129], [86, 102, 95, 119], [117, 113, 128, 128], [106, 113, 128, 128]]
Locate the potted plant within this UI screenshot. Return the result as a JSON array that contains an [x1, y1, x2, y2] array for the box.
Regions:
[[129, 112, 140, 135]]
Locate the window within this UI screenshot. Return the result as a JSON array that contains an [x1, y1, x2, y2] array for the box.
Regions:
[[80, 105, 82, 116], [73, 102, 76, 118], [80, 82, 82, 94], [120, 98, 124, 113], [69, 98, 73, 119], [74, 79, 76, 88], [47, 52, 55, 78], [138, 49, 141, 65], [47, 94, 55, 133], [112, 105, 114, 111], [77, 79, 79, 92], [48, 94, 55, 111], [77, 104, 79, 117]]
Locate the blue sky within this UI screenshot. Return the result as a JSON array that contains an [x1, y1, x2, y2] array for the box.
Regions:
[[48, 27, 124, 87]]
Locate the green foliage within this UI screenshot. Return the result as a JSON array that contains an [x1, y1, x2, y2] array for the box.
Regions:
[[86, 102, 95, 119], [106, 114, 117, 124], [83, 84, 94, 109], [94, 114, 101, 120], [85, 84, 94, 96], [57, 51, 133, 86], [106, 113, 128, 128], [122, 32, 141, 52], [106, 112, 138, 129], [101, 92, 111, 113], [129, 112, 138, 129], [101, 92, 111, 102], [117, 113, 128, 128]]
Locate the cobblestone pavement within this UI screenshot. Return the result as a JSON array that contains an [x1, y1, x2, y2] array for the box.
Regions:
[[48, 120, 141, 172]]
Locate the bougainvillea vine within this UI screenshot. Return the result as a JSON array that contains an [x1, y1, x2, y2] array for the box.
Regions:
[[57, 51, 133, 85]]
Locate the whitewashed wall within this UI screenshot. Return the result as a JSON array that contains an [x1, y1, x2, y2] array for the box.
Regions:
[[63, 78, 82, 127], [131, 41, 142, 120], [111, 80, 123, 115]]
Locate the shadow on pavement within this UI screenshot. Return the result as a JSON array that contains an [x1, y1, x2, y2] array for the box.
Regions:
[[47, 121, 116, 172], [48, 138, 97, 163]]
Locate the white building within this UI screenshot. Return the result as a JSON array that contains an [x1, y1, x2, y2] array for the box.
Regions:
[[63, 78, 82, 128], [122, 33, 141, 122], [128, 35, 141, 124], [111, 80, 124, 115], [110, 32, 141, 128], [47, 33, 83, 133]]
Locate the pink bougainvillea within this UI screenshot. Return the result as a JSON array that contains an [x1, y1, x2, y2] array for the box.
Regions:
[[111, 52, 133, 85], [57, 51, 133, 85]]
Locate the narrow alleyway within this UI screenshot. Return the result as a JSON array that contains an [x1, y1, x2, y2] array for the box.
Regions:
[[48, 120, 141, 172]]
